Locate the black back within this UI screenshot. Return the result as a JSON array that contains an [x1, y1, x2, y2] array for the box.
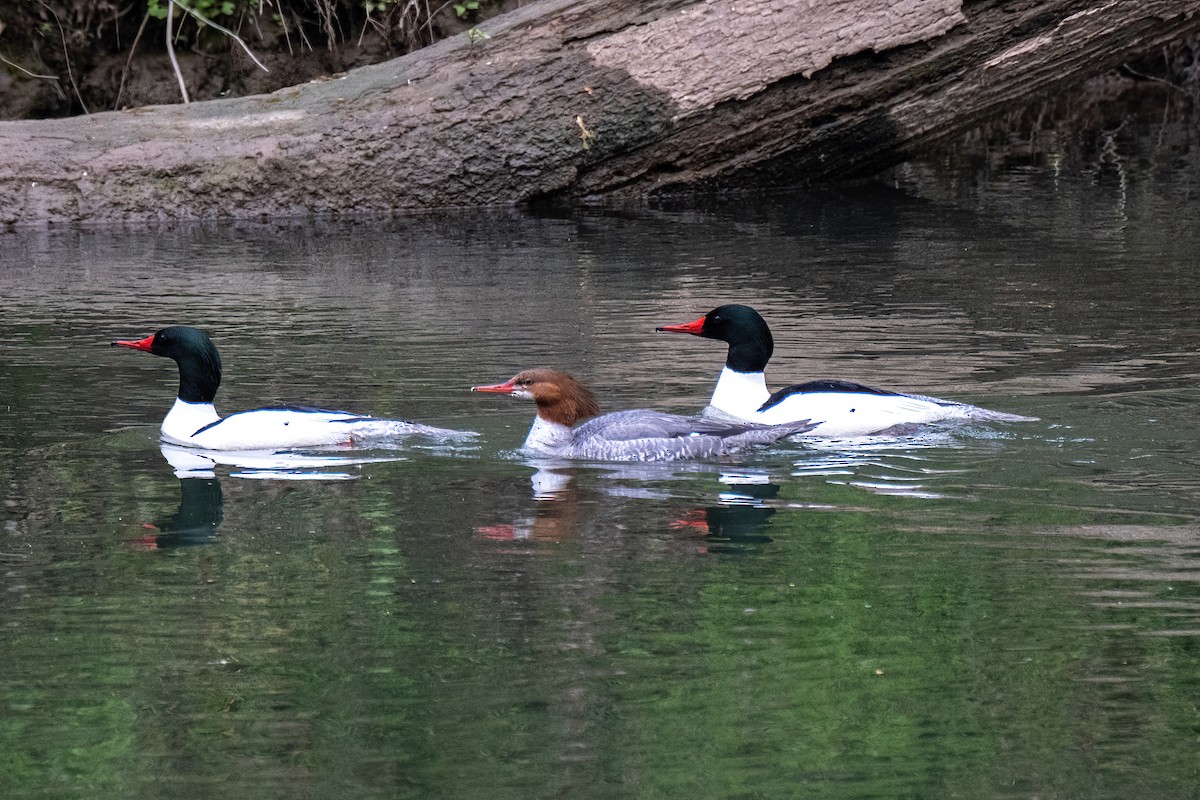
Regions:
[[757, 380, 897, 412]]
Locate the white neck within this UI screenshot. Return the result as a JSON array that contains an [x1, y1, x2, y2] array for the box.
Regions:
[[709, 367, 770, 418], [161, 397, 221, 445], [522, 416, 573, 454]]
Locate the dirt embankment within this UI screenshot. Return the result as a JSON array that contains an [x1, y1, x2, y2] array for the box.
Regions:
[[0, 0, 520, 119]]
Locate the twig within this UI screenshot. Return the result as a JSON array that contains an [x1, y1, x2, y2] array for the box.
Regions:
[[1121, 63, 1188, 95], [396, 0, 429, 48], [38, 0, 88, 114], [114, 11, 151, 110], [0, 51, 59, 81], [293, 11, 314, 54], [166, 0, 190, 102], [278, 4, 294, 56], [170, 0, 270, 73], [424, 1, 456, 40], [248, 4, 264, 52], [314, 0, 337, 50], [107, 3, 136, 49]]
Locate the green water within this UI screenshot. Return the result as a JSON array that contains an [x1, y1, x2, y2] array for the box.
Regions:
[[3, 125, 1200, 798]]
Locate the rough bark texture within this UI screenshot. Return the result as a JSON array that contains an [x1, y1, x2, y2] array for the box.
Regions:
[[1, 0, 1198, 226]]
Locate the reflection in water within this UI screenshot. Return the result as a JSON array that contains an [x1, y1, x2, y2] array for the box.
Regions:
[[529, 462, 574, 501], [475, 463, 789, 552], [475, 504, 577, 543], [159, 442, 403, 480], [133, 475, 224, 550], [788, 428, 996, 499], [135, 444, 413, 549], [475, 462, 583, 542], [671, 472, 779, 553]]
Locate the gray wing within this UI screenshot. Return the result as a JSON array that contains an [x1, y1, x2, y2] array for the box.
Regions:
[[575, 410, 759, 442], [576, 410, 815, 442], [564, 411, 815, 461]]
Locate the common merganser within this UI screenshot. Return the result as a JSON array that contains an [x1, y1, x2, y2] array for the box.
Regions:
[[657, 305, 1037, 437], [471, 368, 813, 462], [113, 326, 474, 450]]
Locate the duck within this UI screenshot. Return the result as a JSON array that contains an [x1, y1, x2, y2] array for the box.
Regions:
[[113, 326, 474, 450], [656, 304, 1037, 437], [471, 368, 813, 461]]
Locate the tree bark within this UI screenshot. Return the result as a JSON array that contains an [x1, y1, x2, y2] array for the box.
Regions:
[[1, 0, 1197, 226]]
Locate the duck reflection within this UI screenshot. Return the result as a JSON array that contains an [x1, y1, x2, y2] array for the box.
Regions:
[[134, 473, 225, 549], [473, 459, 696, 543], [474, 464, 784, 550], [671, 472, 780, 553], [132, 443, 408, 549], [159, 442, 402, 480], [475, 463, 579, 542]]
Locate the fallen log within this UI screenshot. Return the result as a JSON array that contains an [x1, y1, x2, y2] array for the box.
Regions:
[[1, 0, 1197, 226]]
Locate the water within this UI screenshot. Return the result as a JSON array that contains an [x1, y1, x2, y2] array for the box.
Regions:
[[3, 136, 1200, 797]]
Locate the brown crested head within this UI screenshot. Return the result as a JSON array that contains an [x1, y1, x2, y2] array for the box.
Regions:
[[473, 368, 601, 426], [512, 369, 601, 426]]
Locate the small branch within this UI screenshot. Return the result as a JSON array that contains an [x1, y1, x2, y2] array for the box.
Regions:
[[170, 0, 270, 73], [166, 0, 190, 102], [293, 11, 314, 53], [1120, 63, 1189, 95], [38, 0, 88, 114], [278, 4, 294, 56], [425, 1, 457, 40], [313, 0, 337, 51], [0, 51, 59, 81], [115, 12, 151, 110]]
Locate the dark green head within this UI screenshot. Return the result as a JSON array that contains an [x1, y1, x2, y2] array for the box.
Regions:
[[113, 326, 222, 404], [656, 304, 774, 373]]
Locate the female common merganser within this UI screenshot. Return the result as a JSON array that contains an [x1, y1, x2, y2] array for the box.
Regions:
[[471, 368, 813, 462], [657, 305, 1037, 437], [113, 326, 473, 450]]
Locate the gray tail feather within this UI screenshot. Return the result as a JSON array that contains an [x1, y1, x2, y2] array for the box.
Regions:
[[353, 419, 479, 440], [727, 419, 817, 450], [965, 409, 1040, 423], [902, 393, 1039, 423]]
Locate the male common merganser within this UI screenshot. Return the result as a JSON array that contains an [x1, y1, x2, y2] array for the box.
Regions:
[[657, 305, 1037, 437], [471, 368, 813, 461], [113, 326, 474, 450]]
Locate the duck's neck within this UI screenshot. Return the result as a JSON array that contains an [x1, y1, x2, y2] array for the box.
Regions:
[[174, 349, 221, 404], [161, 397, 221, 445], [710, 366, 770, 418], [522, 416, 574, 454], [725, 326, 773, 373]]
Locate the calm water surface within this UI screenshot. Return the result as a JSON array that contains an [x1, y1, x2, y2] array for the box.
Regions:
[[3, 139, 1200, 797]]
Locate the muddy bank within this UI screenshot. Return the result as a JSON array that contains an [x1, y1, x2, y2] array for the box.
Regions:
[[0, 0, 515, 119]]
